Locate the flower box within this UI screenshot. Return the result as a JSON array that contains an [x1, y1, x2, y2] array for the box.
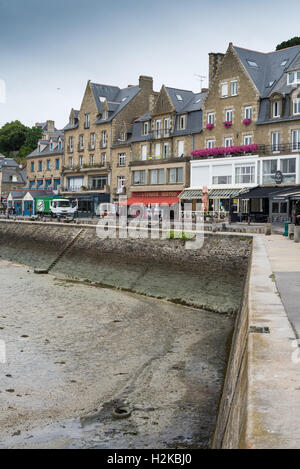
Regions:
[[243, 118, 252, 126], [191, 143, 259, 158], [206, 123, 214, 130], [223, 121, 232, 128]]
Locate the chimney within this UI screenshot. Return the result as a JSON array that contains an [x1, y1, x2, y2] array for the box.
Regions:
[[209, 53, 225, 87], [46, 120, 55, 133], [139, 75, 153, 92]]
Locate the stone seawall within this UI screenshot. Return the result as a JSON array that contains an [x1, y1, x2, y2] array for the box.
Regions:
[[213, 235, 300, 448]]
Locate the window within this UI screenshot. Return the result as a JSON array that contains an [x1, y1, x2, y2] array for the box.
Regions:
[[47, 160, 50, 171], [58, 141, 62, 151], [207, 113, 215, 125], [53, 178, 61, 190], [141, 145, 147, 160], [143, 122, 149, 136], [155, 143, 161, 158], [149, 169, 164, 184], [163, 143, 169, 158], [212, 165, 232, 185], [280, 158, 296, 183], [235, 165, 255, 184], [225, 109, 233, 122], [45, 179, 52, 189], [155, 120, 161, 138], [176, 94, 183, 101], [89, 155, 94, 165], [102, 110, 108, 120], [101, 131, 107, 147], [118, 153, 126, 166], [69, 157, 73, 168], [79, 135, 84, 150], [90, 176, 108, 190], [168, 167, 183, 184], [231, 81, 238, 96], [67, 176, 84, 191], [120, 131, 126, 142], [37, 179, 43, 188], [38, 161, 42, 172], [247, 60, 258, 67], [90, 133, 95, 149], [224, 137, 233, 147], [101, 153, 106, 165], [292, 130, 300, 151], [69, 136, 73, 151], [273, 101, 281, 118], [179, 115, 186, 130], [263, 159, 278, 184], [164, 118, 170, 137], [177, 140, 184, 157], [55, 159, 60, 170], [79, 156, 83, 167], [133, 170, 146, 185], [288, 71, 300, 85], [244, 135, 253, 145], [207, 140, 215, 149], [293, 99, 300, 115], [117, 176, 126, 191], [244, 106, 252, 119], [272, 132, 280, 151], [281, 60, 288, 67], [212, 175, 232, 184], [50, 143, 53, 151], [85, 113, 90, 129], [31, 162, 34, 172], [29, 180, 35, 189], [221, 82, 228, 98]]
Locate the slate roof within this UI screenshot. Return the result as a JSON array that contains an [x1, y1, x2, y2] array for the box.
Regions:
[[1, 167, 26, 184], [27, 137, 64, 159], [0, 158, 19, 169], [233, 45, 300, 98], [92, 83, 141, 123]]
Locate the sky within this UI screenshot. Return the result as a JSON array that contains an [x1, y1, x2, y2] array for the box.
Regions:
[[0, 0, 300, 130]]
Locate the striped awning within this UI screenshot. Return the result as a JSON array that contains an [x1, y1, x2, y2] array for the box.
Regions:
[[179, 189, 203, 200], [209, 188, 247, 199]]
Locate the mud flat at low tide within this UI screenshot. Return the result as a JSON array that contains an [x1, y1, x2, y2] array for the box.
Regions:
[[0, 259, 233, 449]]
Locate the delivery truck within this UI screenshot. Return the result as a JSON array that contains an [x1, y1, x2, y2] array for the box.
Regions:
[[35, 196, 77, 219]]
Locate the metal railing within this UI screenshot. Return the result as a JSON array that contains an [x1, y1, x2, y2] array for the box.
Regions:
[[259, 143, 300, 155], [131, 153, 188, 163]]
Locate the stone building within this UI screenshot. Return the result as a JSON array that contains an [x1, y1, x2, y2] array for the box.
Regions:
[[121, 85, 206, 206], [26, 134, 64, 191], [35, 120, 57, 139], [187, 42, 300, 222], [0, 154, 26, 202], [62, 76, 156, 216]]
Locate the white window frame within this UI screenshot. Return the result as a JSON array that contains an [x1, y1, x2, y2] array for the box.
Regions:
[[271, 132, 281, 152], [163, 142, 169, 158], [243, 135, 253, 145], [207, 112, 215, 125], [207, 139, 215, 149], [143, 122, 149, 136], [292, 130, 300, 151], [225, 109, 233, 122], [244, 106, 253, 120], [118, 153, 126, 167], [164, 118, 170, 137], [293, 98, 300, 115], [141, 144, 147, 160], [224, 137, 233, 147], [231, 80, 238, 96], [273, 101, 281, 118], [90, 133, 95, 149], [221, 82, 228, 98], [155, 120, 161, 138], [179, 115, 187, 130]]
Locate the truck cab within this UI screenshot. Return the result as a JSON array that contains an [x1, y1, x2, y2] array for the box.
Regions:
[[50, 199, 77, 218]]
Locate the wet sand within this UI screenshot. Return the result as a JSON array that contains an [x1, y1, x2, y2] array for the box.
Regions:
[[0, 259, 232, 449]]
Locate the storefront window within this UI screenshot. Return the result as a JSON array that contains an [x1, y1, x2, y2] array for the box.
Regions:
[[235, 165, 255, 184], [263, 160, 277, 184], [280, 158, 296, 183]]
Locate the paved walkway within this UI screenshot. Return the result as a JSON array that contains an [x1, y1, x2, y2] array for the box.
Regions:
[[264, 234, 300, 337]]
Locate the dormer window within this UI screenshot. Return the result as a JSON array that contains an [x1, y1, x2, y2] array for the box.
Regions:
[[102, 110, 108, 120], [294, 98, 300, 115], [273, 101, 281, 118], [176, 94, 183, 101], [281, 60, 288, 67], [247, 60, 258, 67], [50, 143, 53, 151], [143, 122, 149, 136], [99, 97, 106, 103], [288, 71, 300, 85], [179, 115, 186, 130], [120, 131, 126, 141]]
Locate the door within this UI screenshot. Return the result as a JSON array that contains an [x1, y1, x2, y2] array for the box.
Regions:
[[24, 201, 33, 216], [15, 201, 22, 215]]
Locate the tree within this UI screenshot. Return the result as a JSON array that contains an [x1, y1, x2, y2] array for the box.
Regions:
[[0, 121, 43, 161], [276, 37, 300, 51]]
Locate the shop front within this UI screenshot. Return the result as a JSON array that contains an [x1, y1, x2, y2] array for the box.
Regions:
[[68, 193, 110, 218]]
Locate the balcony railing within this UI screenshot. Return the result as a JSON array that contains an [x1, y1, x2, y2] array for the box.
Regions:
[[130, 154, 189, 166], [114, 186, 126, 195], [67, 145, 74, 153], [100, 140, 107, 149], [77, 143, 84, 151], [88, 143, 95, 151], [259, 143, 300, 155]]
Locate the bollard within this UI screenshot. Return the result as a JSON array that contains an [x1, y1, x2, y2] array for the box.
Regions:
[[265, 223, 272, 236], [294, 225, 300, 243], [288, 223, 295, 240]]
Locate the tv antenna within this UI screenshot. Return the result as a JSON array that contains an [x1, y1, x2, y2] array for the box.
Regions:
[[194, 74, 206, 92]]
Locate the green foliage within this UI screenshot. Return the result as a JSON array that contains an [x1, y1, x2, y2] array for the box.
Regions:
[[167, 230, 196, 240], [276, 37, 300, 51], [0, 121, 43, 161]]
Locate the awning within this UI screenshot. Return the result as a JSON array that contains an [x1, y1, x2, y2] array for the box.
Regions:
[[119, 195, 180, 206], [237, 185, 296, 199], [179, 189, 203, 200], [209, 188, 248, 199]]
